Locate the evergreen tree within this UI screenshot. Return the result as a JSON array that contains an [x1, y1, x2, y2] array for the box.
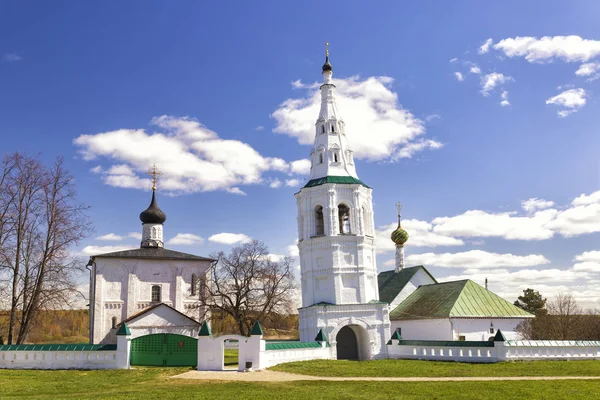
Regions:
[[514, 288, 548, 316]]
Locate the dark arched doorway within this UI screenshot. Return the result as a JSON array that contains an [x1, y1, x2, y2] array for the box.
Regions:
[[336, 326, 358, 360]]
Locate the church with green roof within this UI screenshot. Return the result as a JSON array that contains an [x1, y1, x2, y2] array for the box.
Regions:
[[379, 211, 533, 341]]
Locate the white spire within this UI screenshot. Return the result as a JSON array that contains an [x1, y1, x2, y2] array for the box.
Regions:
[[308, 44, 359, 181]]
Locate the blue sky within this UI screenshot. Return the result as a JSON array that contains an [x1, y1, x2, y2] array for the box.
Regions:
[[2, 1, 600, 308]]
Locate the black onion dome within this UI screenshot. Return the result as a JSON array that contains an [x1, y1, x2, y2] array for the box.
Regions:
[[322, 55, 333, 73], [139, 191, 166, 224]]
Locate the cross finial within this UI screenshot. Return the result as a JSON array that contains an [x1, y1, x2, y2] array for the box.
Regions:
[[147, 164, 162, 191], [396, 201, 403, 217], [325, 42, 329, 58]]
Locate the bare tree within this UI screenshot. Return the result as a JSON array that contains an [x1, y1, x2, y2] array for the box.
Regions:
[[546, 293, 583, 340], [0, 154, 92, 344], [200, 240, 297, 336]]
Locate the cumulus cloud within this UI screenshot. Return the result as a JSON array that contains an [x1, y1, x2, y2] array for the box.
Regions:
[[546, 88, 587, 117], [470, 65, 481, 74], [375, 219, 464, 253], [406, 250, 549, 269], [500, 90, 510, 107], [493, 36, 600, 63], [96, 233, 124, 241], [521, 198, 554, 213], [269, 179, 282, 188], [285, 179, 301, 187], [74, 116, 291, 194], [480, 73, 513, 96], [449, 58, 458, 63], [208, 232, 252, 245], [287, 244, 300, 257], [80, 245, 133, 256], [478, 38, 493, 54], [271, 75, 441, 162], [167, 233, 204, 245], [454, 72, 464, 81], [575, 62, 600, 81], [290, 159, 311, 175], [128, 232, 142, 240]]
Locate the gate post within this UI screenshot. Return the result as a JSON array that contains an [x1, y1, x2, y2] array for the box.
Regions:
[[197, 321, 214, 370], [116, 323, 132, 369]]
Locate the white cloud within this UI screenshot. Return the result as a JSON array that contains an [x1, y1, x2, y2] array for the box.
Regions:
[[572, 191, 600, 206], [500, 90, 510, 107], [521, 198, 554, 213], [493, 36, 600, 63], [269, 179, 282, 188], [394, 139, 444, 159], [449, 58, 458, 63], [226, 187, 247, 196], [480, 73, 513, 96], [208, 232, 252, 245], [79, 245, 133, 256], [375, 219, 464, 253], [287, 244, 299, 257], [546, 88, 587, 117], [454, 72, 464, 81], [575, 62, 600, 81], [478, 38, 493, 54], [285, 179, 301, 187], [407, 250, 549, 269], [74, 116, 290, 194], [255, 125, 264, 131], [547, 201, 600, 237], [290, 159, 311, 175], [572, 251, 600, 273], [470, 65, 481, 74], [96, 233, 124, 241], [3, 53, 22, 62], [167, 233, 204, 245], [272, 75, 441, 162], [432, 209, 557, 240], [128, 232, 142, 240]]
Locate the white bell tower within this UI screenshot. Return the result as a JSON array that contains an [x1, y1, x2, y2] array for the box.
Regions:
[[295, 44, 390, 359]]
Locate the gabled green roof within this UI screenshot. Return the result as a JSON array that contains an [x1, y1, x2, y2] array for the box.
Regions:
[[116, 322, 131, 336], [303, 176, 369, 188], [198, 321, 212, 337], [390, 330, 402, 340], [390, 280, 533, 320], [250, 321, 264, 336], [377, 266, 436, 304], [314, 329, 327, 342]]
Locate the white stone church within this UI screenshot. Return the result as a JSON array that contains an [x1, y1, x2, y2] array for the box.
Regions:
[[86, 46, 532, 359]]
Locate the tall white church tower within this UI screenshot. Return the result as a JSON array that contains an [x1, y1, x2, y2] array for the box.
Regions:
[[296, 45, 390, 360]]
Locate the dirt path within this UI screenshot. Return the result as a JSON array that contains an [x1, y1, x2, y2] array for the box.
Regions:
[[172, 370, 600, 382]]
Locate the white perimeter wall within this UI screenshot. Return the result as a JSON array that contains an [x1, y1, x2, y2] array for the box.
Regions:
[[391, 318, 527, 341], [391, 319, 453, 340], [0, 350, 118, 370]]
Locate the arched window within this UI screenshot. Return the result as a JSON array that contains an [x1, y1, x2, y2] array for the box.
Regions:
[[321, 125, 325, 134], [319, 152, 324, 164], [315, 206, 325, 236], [151, 285, 161, 302], [338, 204, 351, 234], [112, 316, 117, 329], [331, 125, 335, 132], [151, 226, 157, 239], [333, 152, 339, 163], [191, 273, 198, 296]]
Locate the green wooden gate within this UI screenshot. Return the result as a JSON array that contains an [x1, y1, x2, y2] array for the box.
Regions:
[[130, 333, 198, 367]]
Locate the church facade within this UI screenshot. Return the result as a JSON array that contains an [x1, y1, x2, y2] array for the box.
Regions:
[[87, 182, 213, 344]]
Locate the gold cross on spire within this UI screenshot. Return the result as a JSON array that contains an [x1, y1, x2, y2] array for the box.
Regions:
[[147, 164, 162, 191], [325, 42, 329, 58], [396, 201, 403, 216]]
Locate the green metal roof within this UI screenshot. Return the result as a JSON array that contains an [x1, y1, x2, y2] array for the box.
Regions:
[[198, 321, 212, 337], [389, 279, 533, 320], [250, 320, 264, 336], [0, 344, 117, 351], [265, 341, 328, 350], [395, 339, 494, 348], [116, 322, 131, 336], [303, 176, 369, 188], [314, 329, 327, 342], [377, 266, 436, 304]]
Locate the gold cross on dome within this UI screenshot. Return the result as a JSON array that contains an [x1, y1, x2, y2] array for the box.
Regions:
[[396, 201, 403, 216], [326, 42, 329, 57], [147, 164, 162, 191]]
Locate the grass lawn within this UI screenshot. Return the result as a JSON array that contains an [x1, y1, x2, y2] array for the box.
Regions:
[[0, 368, 599, 400], [271, 359, 600, 377], [224, 349, 238, 366]]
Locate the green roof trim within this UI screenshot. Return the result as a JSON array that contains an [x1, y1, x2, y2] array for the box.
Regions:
[[377, 266, 436, 304], [198, 321, 212, 337], [303, 176, 369, 189], [314, 329, 327, 342], [390, 330, 402, 340], [493, 329, 506, 342], [0, 344, 117, 351], [396, 340, 494, 348], [266, 341, 328, 350], [250, 321, 264, 336], [116, 322, 131, 336], [390, 279, 533, 320]]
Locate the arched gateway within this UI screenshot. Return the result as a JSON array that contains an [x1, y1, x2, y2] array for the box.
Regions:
[[336, 326, 358, 360]]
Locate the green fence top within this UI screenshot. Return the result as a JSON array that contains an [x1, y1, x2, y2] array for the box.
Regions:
[[396, 339, 495, 348], [265, 341, 327, 350], [0, 344, 117, 351]]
